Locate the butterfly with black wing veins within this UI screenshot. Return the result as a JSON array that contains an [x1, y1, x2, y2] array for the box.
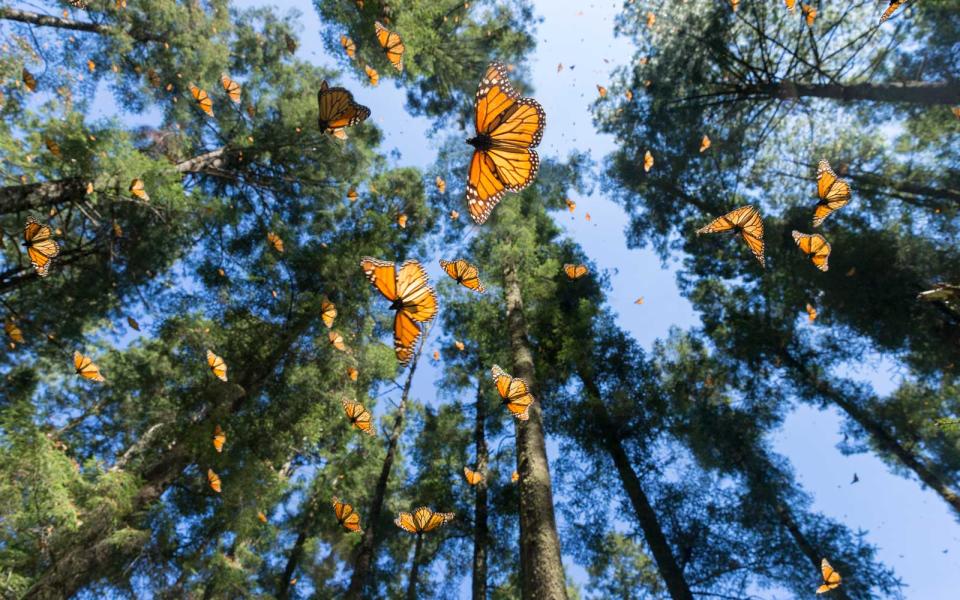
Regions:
[[695, 205, 765, 268], [23, 217, 60, 277], [360, 257, 437, 365], [317, 81, 370, 138]]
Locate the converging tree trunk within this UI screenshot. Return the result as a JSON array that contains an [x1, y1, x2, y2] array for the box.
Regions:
[[744, 80, 960, 106], [406, 534, 426, 600], [502, 264, 567, 600], [472, 375, 489, 600]]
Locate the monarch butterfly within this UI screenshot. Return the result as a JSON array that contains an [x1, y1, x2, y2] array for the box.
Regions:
[[439, 259, 486, 293], [397, 213, 408, 228], [801, 3, 816, 25], [189, 84, 214, 117], [879, 0, 907, 23], [643, 150, 654, 172], [563, 264, 588, 280], [347, 366, 359, 381], [730, 0, 740, 10], [257, 511, 268, 523], [566, 198, 576, 212], [360, 257, 438, 365], [596, 84, 607, 98], [332, 496, 364, 533], [341, 398, 375, 435], [814, 160, 851, 227], [129, 178, 150, 201], [806, 303, 818, 323], [394, 507, 454, 534], [695, 205, 765, 268], [22, 68, 36, 92], [220, 73, 241, 104], [317, 80, 370, 136], [635, 297, 644, 305], [23, 217, 60, 277], [465, 62, 546, 224], [321, 296, 337, 329], [210, 424, 226, 453], [435, 176, 446, 193], [646, 12, 656, 27], [87, 59, 96, 73], [454, 340, 465, 351], [347, 188, 358, 202], [329, 331, 347, 352], [585, 213, 591, 223], [44, 138, 62, 158], [374, 21, 404, 71], [208, 468, 222, 493], [266, 231, 284, 253], [207, 349, 228, 382], [74, 351, 105, 382], [340, 35, 356, 59], [792, 231, 831, 272], [700, 135, 711, 153], [785, 0, 796, 10], [365, 64, 379, 86], [147, 68, 161, 88], [511, 470, 519, 483], [952, 106, 960, 120], [463, 466, 483, 486], [127, 316, 140, 331], [5, 318, 24, 343], [816, 558, 841, 594], [432, 350, 440, 360], [449, 210, 460, 220], [491, 364, 534, 420], [625, 89, 633, 101]]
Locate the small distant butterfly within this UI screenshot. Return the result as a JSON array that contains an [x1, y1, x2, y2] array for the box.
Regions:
[[695, 205, 765, 267], [646, 12, 656, 27], [643, 150, 654, 172], [511, 471, 519, 483], [450, 210, 460, 220], [212, 424, 226, 453], [879, 0, 907, 23], [563, 264, 588, 280], [87, 60, 96, 73], [806, 303, 818, 323], [491, 364, 534, 420], [74, 351, 105, 382], [784, 0, 796, 10], [189, 84, 214, 116], [814, 160, 851, 227], [395, 507, 454, 534], [347, 188, 359, 202], [22, 68, 37, 92], [23, 217, 60, 277], [596, 84, 607, 98], [792, 231, 831, 271], [317, 80, 370, 137], [464, 466, 483, 485], [816, 558, 841, 594], [730, 0, 739, 10], [129, 178, 150, 201], [257, 511, 268, 523], [634, 297, 644, 305], [347, 367, 359, 381], [365, 64, 380, 86], [801, 3, 816, 25], [374, 21, 404, 71], [566, 198, 576, 212], [220, 73, 241, 104], [207, 349, 228, 382], [454, 340, 465, 351], [340, 35, 356, 59], [435, 176, 446, 193], [45, 138, 62, 158], [341, 399, 375, 435], [333, 496, 363, 533], [208, 468, 222, 493], [321, 296, 337, 329], [5, 319, 24, 343], [625, 89, 633, 101], [439, 258, 486, 293], [267, 231, 284, 253], [432, 350, 440, 360], [329, 331, 347, 352], [585, 212, 591, 222], [397, 213, 408, 228], [699, 135, 711, 152]]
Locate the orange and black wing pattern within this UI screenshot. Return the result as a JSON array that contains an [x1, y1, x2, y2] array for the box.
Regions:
[[23, 217, 60, 277], [463, 466, 483, 486], [814, 160, 851, 227], [491, 364, 534, 420], [395, 506, 454, 534], [207, 350, 228, 382], [317, 80, 370, 135], [466, 62, 545, 224], [74, 351, 105, 382], [341, 398, 375, 435], [190, 84, 214, 117], [220, 73, 241, 104], [695, 205, 765, 268], [439, 258, 485, 293], [321, 296, 337, 329], [360, 257, 437, 365], [212, 424, 226, 453], [332, 496, 363, 533], [207, 468, 222, 493], [792, 231, 831, 272], [879, 0, 906, 23], [816, 558, 841, 594], [374, 21, 404, 71], [563, 263, 588, 280]]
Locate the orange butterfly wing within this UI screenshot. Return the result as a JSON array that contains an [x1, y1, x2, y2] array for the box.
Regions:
[[190, 84, 214, 117], [491, 364, 533, 420], [374, 21, 404, 71], [792, 231, 831, 272], [317, 81, 371, 132], [73, 351, 105, 381], [24, 217, 60, 277], [439, 259, 485, 293], [321, 296, 337, 328], [220, 74, 241, 103], [696, 205, 765, 267], [207, 468, 222, 493], [332, 496, 363, 533], [814, 160, 851, 227], [212, 425, 226, 453], [341, 399, 375, 435]]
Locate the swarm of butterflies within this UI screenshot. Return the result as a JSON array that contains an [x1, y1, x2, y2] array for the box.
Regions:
[[14, 3, 891, 587]]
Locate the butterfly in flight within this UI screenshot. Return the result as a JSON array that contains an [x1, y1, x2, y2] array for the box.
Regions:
[[266, 231, 284, 253], [699, 135, 711, 152], [189, 84, 214, 117], [879, 0, 908, 23], [22, 68, 36, 92], [801, 3, 817, 25], [207, 468, 222, 493], [374, 21, 404, 71], [340, 35, 356, 59], [511, 470, 519, 483], [365, 64, 379, 86], [491, 364, 535, 420], [220, 73, 241, 104], [212, 424, 226, 453], [127, 316, 140, 331], [341, 399, 375, 435], [5, 318, 24, 344], [792, 231, 831, 272], [129, 178, 150, 201], [360, 258, 437, 365], [257, 511, 268, 523], [332, 496, 363, 533], [814, 160, 851, 226], [321, 296, 337, 328], [439, 259, 486, 293], [816, 558, 841, 594], [74, 351, 105, 382], [395, 507, 454, 534], [435, 176, 446, 193], [207, 350, 228, 382], [23, 217, 60, 277], [805, 303, 818, 323], [784, 0, 796, 10], [563, 263, 588, 280], [695, 205, 765, 267], [463, 466, 483, 486], [317, 80, 370, 137], [329, 331, 347, 352], [465, 62, 545, 224], [643, 150, 654, 172]]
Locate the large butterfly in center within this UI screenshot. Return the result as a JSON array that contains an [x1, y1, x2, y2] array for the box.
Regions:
[[465, 62, 546, 224], [695, 205, 765, 268], [317, 81, 370, 138], [360, 257, 437, 365]]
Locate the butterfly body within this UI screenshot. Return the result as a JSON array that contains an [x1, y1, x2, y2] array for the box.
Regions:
[[695, 205, 765, 267], [360, 257, 437, 365], [23, 217, 60, 277], [317, 81, 370, 135]]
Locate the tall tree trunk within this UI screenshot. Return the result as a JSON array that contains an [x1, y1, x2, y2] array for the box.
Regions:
[[502, 264, 567, 600], [578, 373, 695, 600], [774, 505, 852, 600], [0, 7, 162, 41], [748, 80, 960, 106], [345, 351, 422, 599], [472, 375, 489, 600], [406, 534, 425, 600], [845, 171, 960, 207], [781, 351, 960, 517]]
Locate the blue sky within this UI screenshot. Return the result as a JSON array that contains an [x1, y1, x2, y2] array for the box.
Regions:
[[245, 0, 959, 597]]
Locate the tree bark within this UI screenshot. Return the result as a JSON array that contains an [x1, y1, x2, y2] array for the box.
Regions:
[[774, 505, 850, 600], [781, 351, 960, 517], [406, 534, 425, 600], [578, 373, 694, 600], [0, 7, 162, 41], [845, 171, 960, 207], [751, 80, 960, 106], [472, 375, 489, 600], [345, 351, 422, 599], [502, 264, 567, 600]]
